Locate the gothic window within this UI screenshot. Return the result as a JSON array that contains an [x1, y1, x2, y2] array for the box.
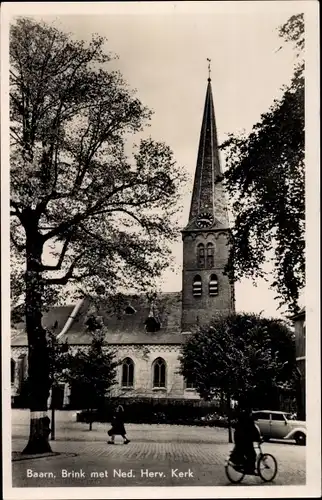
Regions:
[[206, 242, 214, 268], [18, 354, 27, 386], [193, 275, 202, 296], [209, 274, 218, 296], [197, 243, 205, 268], [153, 357, 166, 388], [121, 358, 134, 387], [11, 358, 15, 385]]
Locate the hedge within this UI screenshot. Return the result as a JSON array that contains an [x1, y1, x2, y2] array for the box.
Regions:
[[74, 397, 226, 425]]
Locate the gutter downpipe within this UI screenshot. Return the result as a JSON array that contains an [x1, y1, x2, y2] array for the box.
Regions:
[[56, 298, 84, 340]]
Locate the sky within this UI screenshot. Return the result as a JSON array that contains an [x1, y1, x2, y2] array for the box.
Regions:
[[11, 3, 306, 318]]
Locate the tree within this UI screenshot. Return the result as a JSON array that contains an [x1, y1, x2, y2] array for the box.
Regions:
[[179, 313, 297, 441], [12, 328, 70, 442], [10, 18, 186, 453], [63, 314, 118, 431], [220, 14, 304, 313]]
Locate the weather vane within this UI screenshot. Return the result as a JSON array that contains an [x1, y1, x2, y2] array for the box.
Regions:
[[207, 58, 211, 80]]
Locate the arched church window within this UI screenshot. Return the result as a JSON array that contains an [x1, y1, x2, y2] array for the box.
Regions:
[[153, 357, 166, 388], [206, 242, 214, 268], [193, 275, 202, 296], [11, 358, 15, 385], [209, 274, 218, 296], [18, 354, 27, 386], [121, 358, 134, 387], [197, 243, 205, 268]]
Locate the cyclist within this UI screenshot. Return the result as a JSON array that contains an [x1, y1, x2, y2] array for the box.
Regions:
[[231, 407, 261, 474]]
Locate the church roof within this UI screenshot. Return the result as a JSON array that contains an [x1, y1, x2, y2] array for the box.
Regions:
[[11, 305, 75, 346], [11, 292, 184, 346], [61, 292, 183, 344], [185, 78, 229, 231]]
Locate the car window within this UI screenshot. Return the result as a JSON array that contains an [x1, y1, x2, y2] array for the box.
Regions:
[[253, 412, 269, 420], [271, 413, 286, 421]]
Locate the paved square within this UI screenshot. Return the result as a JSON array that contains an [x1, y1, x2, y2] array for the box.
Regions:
[[11, 410, 306, 487]]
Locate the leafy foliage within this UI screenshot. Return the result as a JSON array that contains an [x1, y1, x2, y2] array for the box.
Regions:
[[14, 330, 71, 406], [179, 313, 297, 407], [220, 14, 305, 312], [10, 17, 185, 450], [10, 17, 186, 306], [63, 318, 118, 418], [46, 329, 70, 387]]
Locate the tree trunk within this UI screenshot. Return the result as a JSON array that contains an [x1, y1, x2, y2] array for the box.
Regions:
[[89, 408, 93, 431], [220, 391, 225, 414], [51, 406, 55, 441], [296, 370, 305, 420], [22, 228, 52, 454], [226, 393, 233, 444]]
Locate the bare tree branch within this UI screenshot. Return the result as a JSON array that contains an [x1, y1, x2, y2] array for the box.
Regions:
[[44, 251, 86, 285], [40, 231, 74, 271], [108, 207, 146, 230]]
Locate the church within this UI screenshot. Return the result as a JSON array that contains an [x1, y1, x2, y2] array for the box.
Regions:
[[11, 75, 235, 407]]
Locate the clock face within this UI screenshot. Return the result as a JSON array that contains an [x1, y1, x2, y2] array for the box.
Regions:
[[196, 212, 214, 228]]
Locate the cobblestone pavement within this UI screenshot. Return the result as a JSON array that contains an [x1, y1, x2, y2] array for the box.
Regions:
[[11, 410, 306, 488]]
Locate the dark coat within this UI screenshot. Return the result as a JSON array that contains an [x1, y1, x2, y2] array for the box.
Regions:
[[109, 413, 126, 435], [234, 414, 260, 444]]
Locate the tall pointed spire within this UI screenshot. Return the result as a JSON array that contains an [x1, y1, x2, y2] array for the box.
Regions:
[[186, 74, 229, 230], [181, 71, 234, 333]]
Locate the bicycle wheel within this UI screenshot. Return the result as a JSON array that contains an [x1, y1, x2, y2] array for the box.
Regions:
[[257, 453, 278, 482], [225, 461, 245, 484]]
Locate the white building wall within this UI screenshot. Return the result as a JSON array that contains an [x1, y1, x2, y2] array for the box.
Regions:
[[11, 343, 200, 406], [110, 344, 199, 400], [11, 346, 28, 397]]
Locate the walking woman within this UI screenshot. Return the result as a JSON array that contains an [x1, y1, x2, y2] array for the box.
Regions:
[[107, 405, 130, 444]]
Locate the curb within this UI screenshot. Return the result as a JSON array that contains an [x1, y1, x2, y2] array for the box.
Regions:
[[12, 452, 77, 462]]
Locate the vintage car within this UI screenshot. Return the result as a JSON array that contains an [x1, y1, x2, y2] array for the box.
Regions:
[[252, 410, 306, 445]]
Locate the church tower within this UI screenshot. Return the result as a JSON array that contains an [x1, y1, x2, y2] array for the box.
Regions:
[[181, 73, 235, 332]]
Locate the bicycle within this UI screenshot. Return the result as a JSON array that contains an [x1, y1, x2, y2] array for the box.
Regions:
[[225, 442, 278, 484]]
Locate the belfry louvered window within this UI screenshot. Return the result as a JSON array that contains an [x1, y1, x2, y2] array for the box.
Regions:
[[193, 275, 202, 296], [197, 243, 205, 267], [206, 243, 214, 268], [209, 274, 218, 296]]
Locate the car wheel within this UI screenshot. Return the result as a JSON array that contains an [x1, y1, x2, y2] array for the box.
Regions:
[[295, 432, 306, 445]]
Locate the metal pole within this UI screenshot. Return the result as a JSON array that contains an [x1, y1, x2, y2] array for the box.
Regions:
[[51, 406, 55, 440]]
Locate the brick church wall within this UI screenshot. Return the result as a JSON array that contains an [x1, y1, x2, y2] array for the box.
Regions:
[[11, 343, 200, 406], [182, 231, 233, 330], [110, 344, 199, 400]]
